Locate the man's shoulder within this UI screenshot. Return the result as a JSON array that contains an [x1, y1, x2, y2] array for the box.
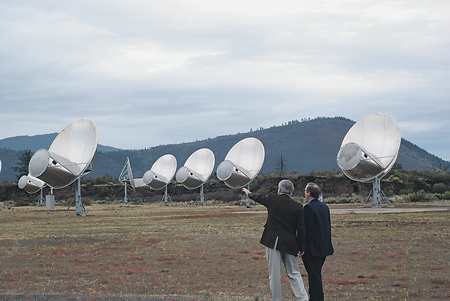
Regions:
[[306, 199, 328, 209], [264, 193, 279, 201], [272, 194, 302, 206], [285, 197, 304, 209]]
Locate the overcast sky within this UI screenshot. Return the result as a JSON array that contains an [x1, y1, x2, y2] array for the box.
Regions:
[[1, 0, 449, 161]]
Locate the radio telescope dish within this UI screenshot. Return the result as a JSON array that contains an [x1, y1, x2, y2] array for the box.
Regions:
[[217, 137, 265, 189], [118, 157, 147, 205], [18, 174, 47, 206], [0, 160, 2, 174], [119, 157, 135, 204], [337, 113, 401, 206], [176, 148, 215, 205], [28, 119, 98, 216], [119, 157, 135, 189], [29, 119, 98, 189], [176, 148, 215, 189], [143, 154, 177, 203], [18, 174, 46, 194], [143, 154, 177, 190]]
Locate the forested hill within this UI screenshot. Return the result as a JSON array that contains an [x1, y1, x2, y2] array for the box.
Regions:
[[0, 117, 448, 181], [0, 133, 119, 153]]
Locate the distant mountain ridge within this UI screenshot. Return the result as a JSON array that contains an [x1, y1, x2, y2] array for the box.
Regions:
[[0, 117, 448, 181], [0, 133, 119, 153]]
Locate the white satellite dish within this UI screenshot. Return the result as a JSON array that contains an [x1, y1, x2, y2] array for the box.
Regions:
[[217, 137, 265, 207], [143, 154, 177, 203], [143, 154, 177, 190], [28, 119, 98, 215], [18, 174, 46, 194], [118, 157, 135, 205], [176, 148, 215, 189], [29, 119, 98, 189], [119, 157, 135, 189], [18, 174, 47, 206], [217, 137, 265, 189], [176, 148, 215, 204], [118, 157, 147, 205], [337, 113, 401, 206]]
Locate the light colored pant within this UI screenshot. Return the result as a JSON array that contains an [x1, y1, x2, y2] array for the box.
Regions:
[[266, 237, 309, 301]]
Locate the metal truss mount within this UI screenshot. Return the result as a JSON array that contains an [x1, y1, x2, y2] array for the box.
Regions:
[[194, 184, 206, 205], [364, 177, 390, 207], [64, 178, 87, 216], [161, 186, 173, 204], [240, 183, 256, 208]]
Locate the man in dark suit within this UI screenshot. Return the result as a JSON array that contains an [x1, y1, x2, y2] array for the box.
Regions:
[[301, 182, 334, 301], [243, 180, 308, 301]]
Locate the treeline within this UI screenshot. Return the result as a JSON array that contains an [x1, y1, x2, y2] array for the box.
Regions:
[[1, 164, 450, 207]]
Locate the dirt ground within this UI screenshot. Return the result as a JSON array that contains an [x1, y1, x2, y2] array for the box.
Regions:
[[0, 202, 449, 300]]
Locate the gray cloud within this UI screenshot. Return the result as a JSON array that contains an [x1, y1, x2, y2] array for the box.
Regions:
[[1, 0, 449, 161]]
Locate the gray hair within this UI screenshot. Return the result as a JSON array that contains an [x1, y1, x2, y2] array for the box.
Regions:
[[278, 179, 294, 196]]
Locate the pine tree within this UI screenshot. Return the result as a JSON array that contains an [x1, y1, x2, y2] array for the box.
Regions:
[[275, 154, 287, 177], [12, 149, 32, 180]]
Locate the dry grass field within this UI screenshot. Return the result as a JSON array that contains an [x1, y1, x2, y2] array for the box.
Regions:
[[0, 202, 449, 300]]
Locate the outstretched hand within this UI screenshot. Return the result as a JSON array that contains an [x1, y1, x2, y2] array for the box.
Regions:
[[242, 188, 250, 196]]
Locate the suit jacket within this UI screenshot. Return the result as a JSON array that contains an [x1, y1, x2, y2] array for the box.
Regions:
[[250, 193, 305, 256], [303, 198, 334, 257]]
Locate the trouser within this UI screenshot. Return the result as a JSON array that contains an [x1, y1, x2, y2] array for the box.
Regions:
[[301, 251, 326, 301], [265, 237, 309, 301]]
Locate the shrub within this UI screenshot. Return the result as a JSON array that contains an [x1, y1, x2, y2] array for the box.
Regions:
[[206, 191, 239, 203], [408, 191, 428, 202], [175, 193, 198, 203], [443, 191, 450, 200], [408, 191, 442, 202], [98, 186, 110, 197], [432, 183, 447, 194], [14, 197, 30, 207], [325, 194, 364, 204], [399, 189, 413, 195], [82, 197, 92, 206]]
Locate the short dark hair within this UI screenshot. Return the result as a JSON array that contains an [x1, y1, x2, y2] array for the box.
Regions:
[[278, 179, 294, 196], [306, 182, 321, 198]]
